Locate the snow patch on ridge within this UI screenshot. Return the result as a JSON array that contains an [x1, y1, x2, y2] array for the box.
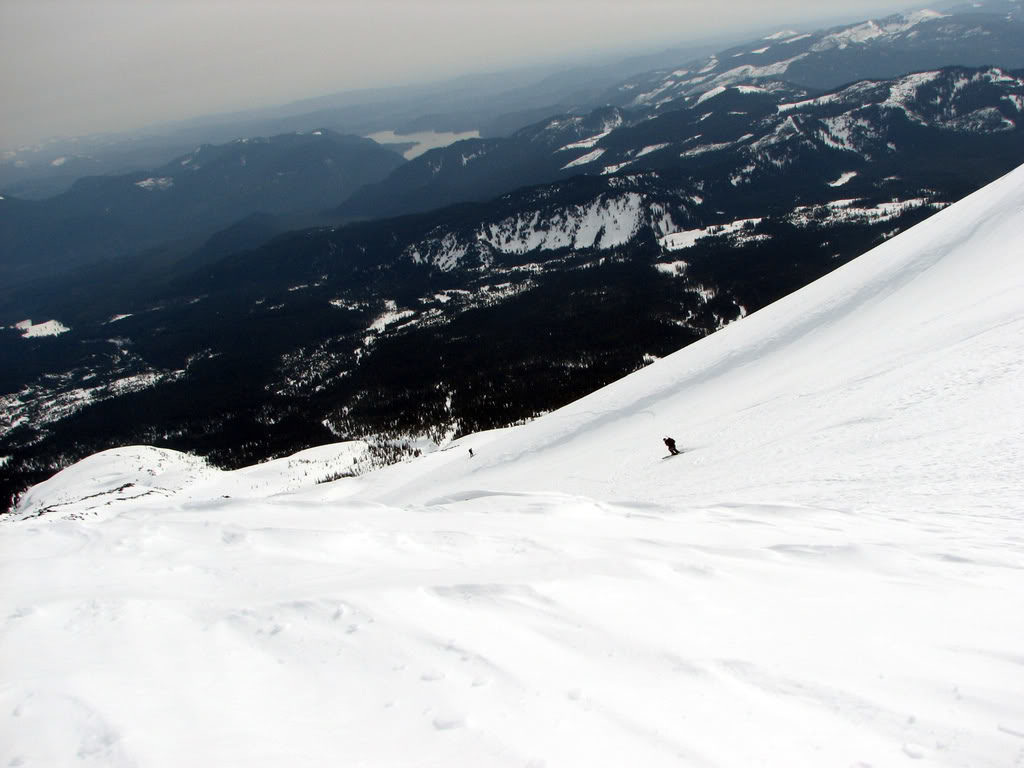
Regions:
[[883, 70, 942, 113], [402, 194, 647, 269], [654, 259, 689, 277], [696, 86, 728, 105], [134, 177, 174, 191], [812, 11, 948, 52], [660, 217, 764, 250], [699, 54, 810, 93], [600, 162, 634, 175], [367, 301, 415, 334], [483, 193, 645, 254], [788, 197, 946, 227], [558, 130, 613, 151], [681, 141, 734, 158], [763, 29, 799, 40], [819, 114, 881, 153], [636, 143, 670, 158], [561, 148, 606, 170], [14, 319, 70, 338], [828, 171, 858, 187]]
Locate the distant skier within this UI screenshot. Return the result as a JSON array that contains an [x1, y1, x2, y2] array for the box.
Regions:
[[468, 448, 474, 458], [663, 437, 680, 456]]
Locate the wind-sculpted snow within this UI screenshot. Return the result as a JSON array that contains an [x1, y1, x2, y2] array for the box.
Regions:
[[13, 442, 371, 521], [3, 163, 1024, 765]]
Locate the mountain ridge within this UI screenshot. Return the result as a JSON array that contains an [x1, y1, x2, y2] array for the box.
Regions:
[[336, 64, 1023, 223], [0, 130, 404, 294]]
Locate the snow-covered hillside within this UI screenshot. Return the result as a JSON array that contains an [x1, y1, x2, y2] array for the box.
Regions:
[[611, 8, 1024, 108], [3, 165, 1024, 766]]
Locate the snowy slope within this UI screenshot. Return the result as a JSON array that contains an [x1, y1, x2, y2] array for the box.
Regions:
[[3, 166, 1024, 766], [368, 163, 1024, 514]]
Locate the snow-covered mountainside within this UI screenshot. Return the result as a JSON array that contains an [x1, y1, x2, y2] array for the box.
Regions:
[[339, 64, 1024, 223], [352, 66, 1021, 275], [4, 164, 1023, 766], [608, 6, 1024, 107]]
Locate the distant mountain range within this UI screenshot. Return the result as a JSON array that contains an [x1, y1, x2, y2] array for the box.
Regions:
[[338, 65, 1024, 225], [4, 2, 1021, 202], [337, 7, 1024, 220], [603, 6, 1024, 103], [0, 131, 403, 295], [0, 40, 726, 200], [2, 5, 1024, 511]]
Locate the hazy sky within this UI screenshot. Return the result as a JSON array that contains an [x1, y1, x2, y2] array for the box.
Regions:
[[1, 0, 907, 149]]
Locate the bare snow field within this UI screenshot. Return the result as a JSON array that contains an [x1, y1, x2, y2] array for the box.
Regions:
[[3, 165, 1024, 766]]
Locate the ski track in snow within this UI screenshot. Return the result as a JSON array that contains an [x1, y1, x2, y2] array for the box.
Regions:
[[4, 166, 1024, 766]]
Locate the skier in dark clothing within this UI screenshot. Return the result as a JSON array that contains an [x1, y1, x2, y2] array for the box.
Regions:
[[663, 437, 680, 455]]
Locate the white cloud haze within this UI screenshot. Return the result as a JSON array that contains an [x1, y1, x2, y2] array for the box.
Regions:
[[1, 0, 907, 147]]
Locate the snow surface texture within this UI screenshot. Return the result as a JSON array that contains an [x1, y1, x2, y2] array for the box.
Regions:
[[4, 166, 1024, 766]]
